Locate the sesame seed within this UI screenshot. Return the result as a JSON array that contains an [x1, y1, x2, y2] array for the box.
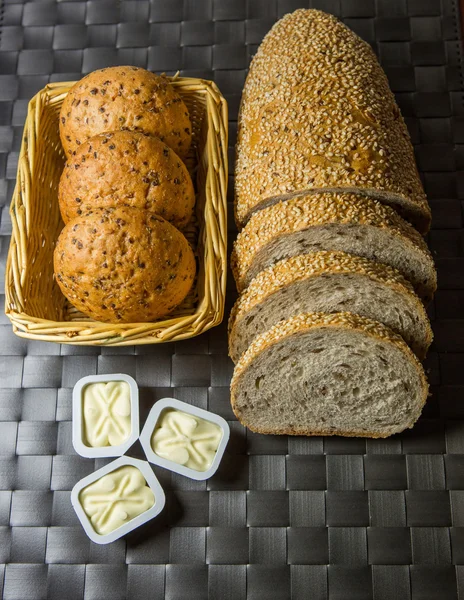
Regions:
[[229, 249, 419, 336], [231, 191, 434, 293], [234, 9, 431, 233]]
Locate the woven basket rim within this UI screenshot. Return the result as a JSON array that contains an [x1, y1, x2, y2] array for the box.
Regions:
[[5, 76, 228, 345]]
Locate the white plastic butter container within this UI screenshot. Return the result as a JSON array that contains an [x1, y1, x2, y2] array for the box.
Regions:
[[139, 397, 230, 481], [71, 456, 166, 544], [72, 373, 139, 458]]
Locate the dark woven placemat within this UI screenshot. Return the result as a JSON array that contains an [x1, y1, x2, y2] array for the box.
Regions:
[[0, 0, 464, 598]]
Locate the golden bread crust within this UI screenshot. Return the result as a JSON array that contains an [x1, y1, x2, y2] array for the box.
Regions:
[[54, 206, 196, 323], [58, 131, 195, 229], [235, 9, 430, 232], [60, 66, 192, 159]]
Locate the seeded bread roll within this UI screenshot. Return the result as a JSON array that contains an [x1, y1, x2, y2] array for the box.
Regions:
[[60, 66, 192, 159], [54, 207, 196, 323], [231, 192, 436, 301], [230, 312, 428, 438], [228, 251, 432, 362], [235, 9, 431, 234], [58, 131, 195, 229]]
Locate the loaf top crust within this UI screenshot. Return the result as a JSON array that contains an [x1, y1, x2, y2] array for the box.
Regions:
[[58, 131, 195, 229], [53, 206, 196, 323], [60, 66, 192, 159], [235, 9, 430, 232]]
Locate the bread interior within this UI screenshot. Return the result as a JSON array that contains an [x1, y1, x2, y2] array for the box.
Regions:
[[234, 327, 424, 437], [231, 272, 428, 362], [246, 223, 433, 300]]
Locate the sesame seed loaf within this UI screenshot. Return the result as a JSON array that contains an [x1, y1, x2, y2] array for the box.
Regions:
[[235, 9, 431, 233], [60, 66, 192, 159], [230, 312, 428, 438], [228, 251, 432, 362], [231, 192, 436, 301], [54, 206, 196, 323], [58, 131, 195, 229]]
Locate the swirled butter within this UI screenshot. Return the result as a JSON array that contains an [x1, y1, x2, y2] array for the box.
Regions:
[[151, 409, 223, 472], [83, 381, 131, 447], [79, 465, 155, 535]]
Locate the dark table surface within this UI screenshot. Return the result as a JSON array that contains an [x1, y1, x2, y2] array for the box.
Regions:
[[1, 0, 464, 598]]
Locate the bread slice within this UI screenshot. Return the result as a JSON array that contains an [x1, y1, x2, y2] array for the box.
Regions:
[[231, 192, 436, 301], [230, 312, 428, 438], [235, 9, 431, 233], [229, 251, 432, 363]]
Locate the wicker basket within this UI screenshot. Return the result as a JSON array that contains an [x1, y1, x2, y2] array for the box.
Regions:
[[5, 77, 228, 345]]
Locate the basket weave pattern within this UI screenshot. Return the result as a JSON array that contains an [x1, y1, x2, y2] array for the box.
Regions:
[[5, 77, 228, 345]]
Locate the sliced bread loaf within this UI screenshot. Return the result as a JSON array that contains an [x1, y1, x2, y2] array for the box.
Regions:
[[229, 251, 433, 362], [231, 192, 436, 301], [235, 9, 431, 233], [230, 312, 428, 438]]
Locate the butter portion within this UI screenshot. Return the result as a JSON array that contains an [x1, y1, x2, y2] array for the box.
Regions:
[[151, 409, 223, 472], [79, 465, 155, 535], [83, 381, 131, 447]]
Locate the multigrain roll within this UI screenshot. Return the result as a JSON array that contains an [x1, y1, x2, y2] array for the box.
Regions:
[[235, 9, 431, 234], [231, 192, 436, 301], [228, 251, 433, 362], [60, 66, 192, 159], [54, 207, 196, 323], [58, 131, 195, 229]]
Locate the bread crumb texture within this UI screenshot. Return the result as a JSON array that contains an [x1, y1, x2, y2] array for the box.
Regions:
[[54, 206, 196, 323], [231, 311, 427, 404], [231, 192, 432, 289], [60, 66, 192, 159], [235, 9, 430, 231], [229, 250, 416, 333], [58, 131, 195, 229]]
